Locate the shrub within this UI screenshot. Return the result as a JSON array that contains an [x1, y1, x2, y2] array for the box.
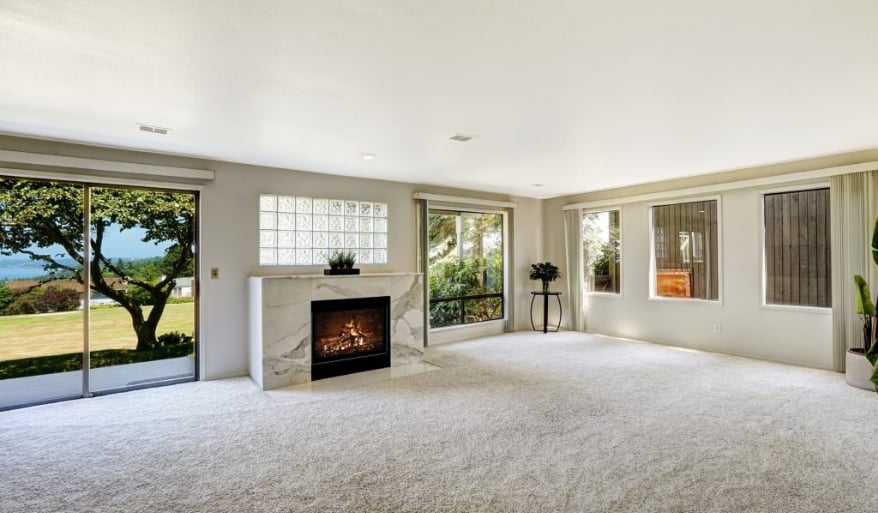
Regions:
[[38, 286, 81, 312], [7, 293, 37, 315], [0, 282, 14, 315], [157, 331, 193, 347], [429, 254, 504, 327], [7, 285, 80, 315]]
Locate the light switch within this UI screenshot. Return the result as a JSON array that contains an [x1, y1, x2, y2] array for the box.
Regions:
[[210, 267, 219, 279]]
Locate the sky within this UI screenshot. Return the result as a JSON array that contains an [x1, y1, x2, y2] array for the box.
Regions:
[[0, 225, 171, 262]]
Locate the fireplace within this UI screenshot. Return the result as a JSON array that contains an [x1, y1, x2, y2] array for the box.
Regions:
[[311, 296, 391, 380]]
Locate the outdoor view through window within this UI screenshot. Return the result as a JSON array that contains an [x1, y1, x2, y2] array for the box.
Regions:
[[0, 177, 197, 409], [582, 210, 621, 294]]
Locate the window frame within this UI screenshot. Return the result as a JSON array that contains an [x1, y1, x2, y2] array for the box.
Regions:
[[759, 183, 832, 313], [426, 204, 509, 331], [648, 195, 723, 304], [582, 206, 623, 298]]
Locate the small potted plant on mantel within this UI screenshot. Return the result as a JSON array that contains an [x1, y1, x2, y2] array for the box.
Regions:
[[325, 250, 359, 275], [529, 261, 561, 293], [850, 218, 878, 392]]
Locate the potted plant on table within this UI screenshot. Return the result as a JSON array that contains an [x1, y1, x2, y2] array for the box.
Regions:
[[529, 262, 561, 293], [849, 219, 878, 392]]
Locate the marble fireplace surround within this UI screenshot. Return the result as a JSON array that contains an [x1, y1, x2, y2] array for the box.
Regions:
[[249, 273, 424, 390]]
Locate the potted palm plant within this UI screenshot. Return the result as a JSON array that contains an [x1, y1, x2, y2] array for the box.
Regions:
[[849, 218, 878, 392], [529, 262, 561, 293]]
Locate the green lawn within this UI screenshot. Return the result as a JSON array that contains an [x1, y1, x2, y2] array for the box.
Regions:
[[0, 303, 195, 361]]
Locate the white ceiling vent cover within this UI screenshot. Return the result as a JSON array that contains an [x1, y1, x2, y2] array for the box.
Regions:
[[138, 124, 170, 135], [449, 134, 473, 142]]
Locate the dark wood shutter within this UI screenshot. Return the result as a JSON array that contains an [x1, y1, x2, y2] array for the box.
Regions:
[[764, 188, 831, 307]]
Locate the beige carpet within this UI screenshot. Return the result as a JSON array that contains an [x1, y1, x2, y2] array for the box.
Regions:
[[1, 331, 877, 513]]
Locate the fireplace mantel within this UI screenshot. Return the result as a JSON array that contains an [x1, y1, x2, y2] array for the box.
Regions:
[[249, 273, 424, 390]]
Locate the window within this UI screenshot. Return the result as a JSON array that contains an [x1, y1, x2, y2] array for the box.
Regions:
[[428, 209, 504, 328], [651, 199, 719, 300], [763, 187, 831, 308], [582, 209, 621, 294], [258, 195, 388, 266]]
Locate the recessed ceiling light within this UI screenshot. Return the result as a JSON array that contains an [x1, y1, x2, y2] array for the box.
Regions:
[[361, 153, 375, 160], [138, 123, 170, 135], [532, 183, 544, 187]]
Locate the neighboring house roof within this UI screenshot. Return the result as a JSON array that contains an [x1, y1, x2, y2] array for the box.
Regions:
[[5, 278, 127, 293]]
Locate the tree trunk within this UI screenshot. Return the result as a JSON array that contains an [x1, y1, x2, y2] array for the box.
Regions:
[[87, 252, 175, 352], [134, 315, 161, 352], [137, 293, 169, 351]]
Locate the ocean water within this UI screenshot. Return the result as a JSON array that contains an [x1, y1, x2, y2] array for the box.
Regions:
[[0, 257, 79, 281], [0, 226, 170, 282]]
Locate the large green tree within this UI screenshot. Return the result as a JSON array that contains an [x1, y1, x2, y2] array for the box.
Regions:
[[0, 179, 194, 351]]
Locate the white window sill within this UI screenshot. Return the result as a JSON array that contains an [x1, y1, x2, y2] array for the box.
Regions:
[[585, 292, 624, 299], [428, 319, 506, 345], [759, 303, 832, 315], [648, 296, 723, 306]]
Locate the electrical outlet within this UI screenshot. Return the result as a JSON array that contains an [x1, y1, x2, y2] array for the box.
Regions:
[[712, 321, 722, 334], [210, 267, 219, 279]]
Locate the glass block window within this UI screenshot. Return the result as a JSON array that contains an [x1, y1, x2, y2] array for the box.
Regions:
[[259, 195, 388, 266]]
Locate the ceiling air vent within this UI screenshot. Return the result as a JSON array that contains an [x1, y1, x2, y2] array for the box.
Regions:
[[138, 123, 170, 135], [449, 134, 473, 142]]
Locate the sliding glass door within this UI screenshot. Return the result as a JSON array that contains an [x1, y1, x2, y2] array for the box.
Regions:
[[0, 180, 85, 407], [0, 177, 197, 410], [86, 186, 197, 394]]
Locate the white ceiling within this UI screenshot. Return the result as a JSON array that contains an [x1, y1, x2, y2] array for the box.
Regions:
[[1, 1, 877, 198]]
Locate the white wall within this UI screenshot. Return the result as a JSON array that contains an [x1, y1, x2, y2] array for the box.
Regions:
[[545, 181, 834, 370], [184, 163, 543, 379]]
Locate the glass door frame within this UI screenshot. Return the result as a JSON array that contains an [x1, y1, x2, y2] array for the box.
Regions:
[[0, 173, 201, 410]]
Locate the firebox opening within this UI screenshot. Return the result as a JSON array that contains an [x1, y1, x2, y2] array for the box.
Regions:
[[311, 296, 391, 380]]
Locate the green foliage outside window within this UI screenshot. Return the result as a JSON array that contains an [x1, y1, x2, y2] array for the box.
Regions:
[[582, 210, 621, 294], [0, 282, 12, 315]]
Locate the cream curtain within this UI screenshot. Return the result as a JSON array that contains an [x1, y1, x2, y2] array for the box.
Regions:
[[563, 208, 585, 331], [831, 171, 878, 371]]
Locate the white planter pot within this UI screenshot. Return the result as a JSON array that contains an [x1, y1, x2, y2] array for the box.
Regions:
[[845, 350, 876, 391]]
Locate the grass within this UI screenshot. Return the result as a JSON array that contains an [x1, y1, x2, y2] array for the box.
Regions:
[[0, 303, 195, 361]]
